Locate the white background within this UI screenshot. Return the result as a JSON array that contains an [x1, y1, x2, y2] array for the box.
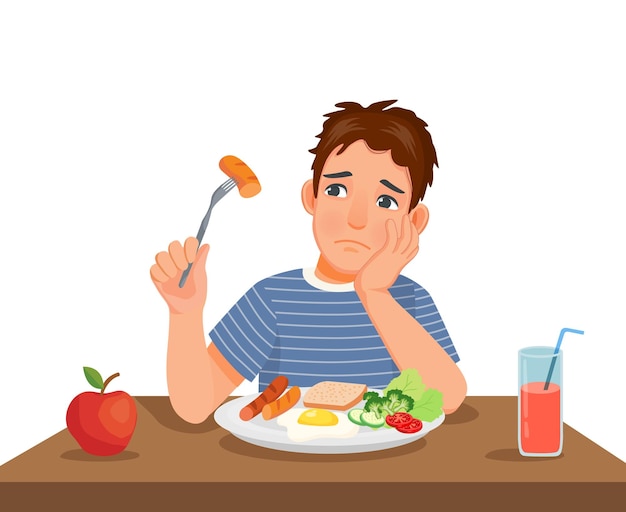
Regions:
[[1, 1, 624, 466]]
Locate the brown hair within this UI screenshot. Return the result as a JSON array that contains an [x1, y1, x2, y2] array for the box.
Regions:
[[309, 100, 438, 210]]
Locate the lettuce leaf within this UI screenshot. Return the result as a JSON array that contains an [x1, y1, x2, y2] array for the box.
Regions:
[[383, 368, 425, 400], [410, 388, 443, 422], [383, 368, 443, 421]]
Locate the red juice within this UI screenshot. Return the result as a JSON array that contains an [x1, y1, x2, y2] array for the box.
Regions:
[[519, 381, 561, 454]]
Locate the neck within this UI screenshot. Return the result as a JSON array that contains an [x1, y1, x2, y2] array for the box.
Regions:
[[314, 255, 357, 284]]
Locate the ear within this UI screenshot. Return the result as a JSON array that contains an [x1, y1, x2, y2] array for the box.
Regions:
[[301, 179, 316, 215], [410, 203, 429, 234]]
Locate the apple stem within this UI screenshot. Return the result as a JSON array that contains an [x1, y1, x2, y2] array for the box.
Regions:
[[101, 372, 120, 394]]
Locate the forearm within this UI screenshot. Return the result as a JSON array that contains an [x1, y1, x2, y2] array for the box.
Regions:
[[166, 309, 215, 423], [358, 289, 467, 413]]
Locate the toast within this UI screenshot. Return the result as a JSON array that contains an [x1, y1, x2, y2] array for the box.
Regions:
[[302, 381, 368, 411]]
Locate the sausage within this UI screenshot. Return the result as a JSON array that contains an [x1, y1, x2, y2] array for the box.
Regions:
[[219, 155, 262, 198], [262, 386, 301, 420], [239, 375, 288, 421]]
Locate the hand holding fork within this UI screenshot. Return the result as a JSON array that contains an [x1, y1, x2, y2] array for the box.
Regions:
[[178, 178, 239, 287], [150, 155, 261, 312]]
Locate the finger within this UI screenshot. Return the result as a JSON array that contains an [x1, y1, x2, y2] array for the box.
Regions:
[[389, 217, 402, 253], [406, 241, 420, 262], [401, 219, 418, 255], [188, 244, 210, 282], [155, 251, 178, 278], [168, 240, 188, 271], [150, 263, 169, 283], [381, 219, 398, 253], [194, 244, 210, 269], [405, 225, 420, 260], [396, 215, 412, 253], [183, 237, 199, 262]]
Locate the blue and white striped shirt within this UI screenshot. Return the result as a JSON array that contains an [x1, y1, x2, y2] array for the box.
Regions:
[[210, 268, 459, 391]]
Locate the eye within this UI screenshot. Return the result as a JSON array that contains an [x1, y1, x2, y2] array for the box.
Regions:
[[376, 194, 399, 210], [324, 184, 347, 198]]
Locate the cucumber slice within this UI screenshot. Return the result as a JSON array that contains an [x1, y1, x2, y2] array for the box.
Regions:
[[360, 410, 386, 428], [348, 408, 366, 426]]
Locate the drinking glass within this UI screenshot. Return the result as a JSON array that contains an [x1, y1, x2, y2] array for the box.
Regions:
[[518, 346, 563, 457]]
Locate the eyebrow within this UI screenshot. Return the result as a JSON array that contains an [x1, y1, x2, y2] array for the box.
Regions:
[[380, 179, 405, 194], [322, 171, 353, 178]]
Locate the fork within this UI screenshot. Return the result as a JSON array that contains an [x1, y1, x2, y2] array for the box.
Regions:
[[178, 177, 238, 287]]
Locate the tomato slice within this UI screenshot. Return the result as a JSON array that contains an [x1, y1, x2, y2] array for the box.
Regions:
[[385, 412, 414, 428], [396, 418, 423, 434]]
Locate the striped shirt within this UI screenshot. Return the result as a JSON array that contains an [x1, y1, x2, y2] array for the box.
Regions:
[[210, 268, 459, 391]]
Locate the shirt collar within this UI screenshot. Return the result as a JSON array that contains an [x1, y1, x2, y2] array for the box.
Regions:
[[302, 267, 355, 292]]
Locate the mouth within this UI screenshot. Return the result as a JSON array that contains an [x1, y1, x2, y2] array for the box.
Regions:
[[334, 239, 371, 250]]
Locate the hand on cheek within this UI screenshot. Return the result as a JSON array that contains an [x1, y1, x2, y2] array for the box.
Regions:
[[355, 215, 420, 294]]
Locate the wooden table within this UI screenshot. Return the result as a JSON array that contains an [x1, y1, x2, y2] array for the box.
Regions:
[[1, 396, 624, 511]]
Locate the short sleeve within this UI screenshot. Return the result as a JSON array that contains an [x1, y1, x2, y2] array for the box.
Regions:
[[209, 281, 278, 381], [413, 283, 460, 363]]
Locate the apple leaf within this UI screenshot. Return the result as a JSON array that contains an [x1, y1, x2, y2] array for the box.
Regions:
[[83, 367, 104, 390]]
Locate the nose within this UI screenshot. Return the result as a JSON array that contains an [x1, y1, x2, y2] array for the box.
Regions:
[[347, 195, 368, 229]]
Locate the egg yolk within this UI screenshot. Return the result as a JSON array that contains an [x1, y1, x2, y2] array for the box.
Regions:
[[297, 408, 339, 426]]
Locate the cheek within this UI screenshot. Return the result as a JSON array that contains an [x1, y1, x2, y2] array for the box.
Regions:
[[313, 202, 344, 238], [313, 199, 346, 239], [370, 220, 390, 248]]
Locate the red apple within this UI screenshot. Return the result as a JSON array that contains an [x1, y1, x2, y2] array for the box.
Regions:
[[66, 367, 137, 456]]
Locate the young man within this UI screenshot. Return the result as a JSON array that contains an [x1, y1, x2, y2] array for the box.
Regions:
[[150, 100, 467, 424]]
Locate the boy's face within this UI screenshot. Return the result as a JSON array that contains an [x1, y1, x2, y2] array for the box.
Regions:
[[302, 139, 426, 276]]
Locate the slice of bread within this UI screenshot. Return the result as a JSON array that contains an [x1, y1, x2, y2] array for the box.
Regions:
[[302, 381, 368, 411]]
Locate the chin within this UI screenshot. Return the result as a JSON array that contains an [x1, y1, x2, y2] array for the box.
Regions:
[[325, 250, 369, 277]]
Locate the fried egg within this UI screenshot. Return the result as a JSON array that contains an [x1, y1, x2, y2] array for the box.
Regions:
[[276, 408, 359, 442]]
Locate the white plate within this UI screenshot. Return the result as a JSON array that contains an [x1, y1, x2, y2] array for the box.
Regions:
[[214, 388, 445, 454]]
